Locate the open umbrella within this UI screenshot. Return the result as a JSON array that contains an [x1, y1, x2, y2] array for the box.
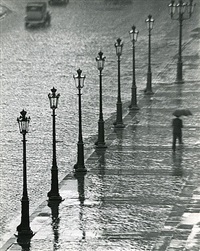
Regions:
[[172, 109, 193, 117]]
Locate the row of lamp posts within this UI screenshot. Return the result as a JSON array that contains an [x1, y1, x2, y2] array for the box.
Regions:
[[16, 3, 195, 238], [16, 69, 89, 237], [168, 0, 195, 83], [15, 21, 150, 237], [115, 14, 155, 123]]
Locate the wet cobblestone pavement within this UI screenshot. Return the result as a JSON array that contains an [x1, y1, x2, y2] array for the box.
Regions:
[[1, 27, 200, 250], [1, 0, 200, 250]]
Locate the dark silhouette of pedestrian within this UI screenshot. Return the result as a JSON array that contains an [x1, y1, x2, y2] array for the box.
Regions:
[[172, 116, 183, 151]]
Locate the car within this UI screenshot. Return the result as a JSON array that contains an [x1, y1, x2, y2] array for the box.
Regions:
[[48, 0, 69, 5], [25, 2, 51, 28]]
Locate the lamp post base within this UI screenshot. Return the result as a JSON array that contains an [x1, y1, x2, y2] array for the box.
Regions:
[[129, 104, 139, 110], [95, 119, 107, 149], [176, 61, 183, 83], [113, 122, 125, 128], [129, 85, 139, 110], [17, 235, 32, 249], [17, 227, 34, 239], [74, 163, 87, 173], [175, 79, 184, 84], [144, 89, 154, 95], [74, 141, 87, 172], [47, 199, 61, 208], [48, 167, 63, 202], [114, 101, 124, 128], [47, 192, 63, 202], [145, 72, 154, 95], [95, 142, 107, 149], [175, 68, 184, 83], [17, 198, 33, 239], [74, 168, 87, 173]]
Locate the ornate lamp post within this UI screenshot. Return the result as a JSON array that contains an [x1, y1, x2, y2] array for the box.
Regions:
[[113, 38, 125, 128], [73, 69, 87, 172], [169, 0, 195, 83], [17, 110, 33, 238], [47, 87, 62, 202], [129, 26, 139, 109], [95, 51, 107, 149], [145, 15, 154, 94]]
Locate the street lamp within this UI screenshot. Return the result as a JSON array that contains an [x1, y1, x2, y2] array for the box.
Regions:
[[73, 69, 87, 172], [95, 51, 107, 149], [16, 110, 33, 239], [145, 15, 154, 94], [113, 38, 125, 127], [168, 0, 195, 83], [129, 25, 139, 109], [47, 87, 62, 202]]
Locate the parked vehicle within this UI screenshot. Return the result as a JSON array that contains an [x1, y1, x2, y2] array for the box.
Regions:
[[25, 2, 51, 28], [48, 0, 69, 5]]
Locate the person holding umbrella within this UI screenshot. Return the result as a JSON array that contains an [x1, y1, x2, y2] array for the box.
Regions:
[[172, 115, 183, 151], [172, 109, 192, 151]]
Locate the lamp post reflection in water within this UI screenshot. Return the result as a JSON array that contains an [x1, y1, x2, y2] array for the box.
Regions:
[[96, 149, 106, 207], [96, 149, 106, 177], [172, 149, 184, 176], [75, 172, 86, 240], [114, 128, 123, 176], [48, 201, 60, 251]]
